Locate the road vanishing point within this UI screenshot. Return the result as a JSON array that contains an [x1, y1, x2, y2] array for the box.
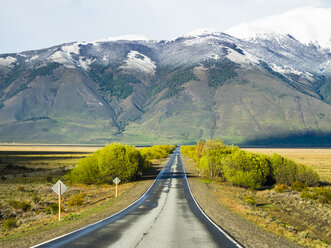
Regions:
[[34, 148, 242, 248]]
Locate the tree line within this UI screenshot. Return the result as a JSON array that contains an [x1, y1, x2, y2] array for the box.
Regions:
[[181, 139, 319, 189]]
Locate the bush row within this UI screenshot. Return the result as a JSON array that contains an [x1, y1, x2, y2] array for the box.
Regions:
[[181, 139, 319, 189], [140, 145, 176, 160], [67, 143, 175, 185]]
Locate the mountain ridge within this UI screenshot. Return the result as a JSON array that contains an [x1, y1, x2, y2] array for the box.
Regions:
[[226, 6, 331, 51], [1, 8, 331, 145]]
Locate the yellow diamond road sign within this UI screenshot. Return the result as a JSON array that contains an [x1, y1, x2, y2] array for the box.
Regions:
[[113, 177, 121, 185], [52, 180, 67, 195]]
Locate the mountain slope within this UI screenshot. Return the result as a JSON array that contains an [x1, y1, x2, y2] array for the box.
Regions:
[[1, 8, 331, 145]]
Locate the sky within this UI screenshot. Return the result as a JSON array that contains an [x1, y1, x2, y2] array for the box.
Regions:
[[1, 0, 331, 54]]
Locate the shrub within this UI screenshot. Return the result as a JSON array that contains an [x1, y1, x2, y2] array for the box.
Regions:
[[275, 184, 290, 193], [301, 188, 331, 204], [200, 150, 224, 179], [67, 151, 101, 184], [291, 181, 308, 191], [270, 154, 297, 185], [300, 190, 315, 200], [8, 200, 31, 212], [244, 195, 256, 205], [270, 154, 319, 186], [97, 144, 144, 183], [68, 193, 86, 207], [140, 147, 162, 160], [181, 139, 320, 190], [140, 145, 174, 160], [314, 188, 331, 204], [68, 143, 146, 184], [201, 139, 227, 154], [143, 159, 153, 170], [2, 218, 17, 230], [181, 146, 196, 161], [195, 141, 205, 163], [223, 150, 271, 189], [296, 164, 319, 186]]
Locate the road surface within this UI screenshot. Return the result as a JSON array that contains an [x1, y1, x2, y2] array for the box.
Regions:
[[35, 148, 242, 248]]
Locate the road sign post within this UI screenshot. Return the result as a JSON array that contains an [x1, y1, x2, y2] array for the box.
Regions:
[[58, 182, 61, 221], [52, 180, 67, 221], [113, 177, 121, 198]]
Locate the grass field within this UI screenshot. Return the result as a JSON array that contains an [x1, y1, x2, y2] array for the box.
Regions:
[[0, 145, 101, 152], [0, 145, 169, 248], [244, 148, 331, 183], [0, 146, 96, 179]]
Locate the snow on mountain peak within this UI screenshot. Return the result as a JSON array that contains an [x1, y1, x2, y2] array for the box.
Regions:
[[183, 28, 218, 37], [49, 51, 75, 69], [226, 7, 331, 50], [120, 51, 156, 74], [0, 56, 17, 68], [97, 34, 150, 42]]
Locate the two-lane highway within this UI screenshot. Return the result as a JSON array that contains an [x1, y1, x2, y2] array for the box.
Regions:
[[34, 148, 242, 248]]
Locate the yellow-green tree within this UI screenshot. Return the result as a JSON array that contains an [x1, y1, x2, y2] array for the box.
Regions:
[[68, 143, 145, 184]]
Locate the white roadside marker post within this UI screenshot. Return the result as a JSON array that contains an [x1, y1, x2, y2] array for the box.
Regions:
[[58, 182, 61, 221], [113, 177, 121, 198], [52, 180, 67, 221]]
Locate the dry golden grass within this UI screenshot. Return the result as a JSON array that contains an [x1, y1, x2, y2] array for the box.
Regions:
[[244, 148, 331, 183], [0, 151, 170, 248], [0, 145, 101, 153]]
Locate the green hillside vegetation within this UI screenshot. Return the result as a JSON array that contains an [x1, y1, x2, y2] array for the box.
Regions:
[[202, 59, 239, 87], [151, 68, 198, 99], [67, 143, 175, 184], [26, 62, 61, 83], [0, 62, 61, 104], [0, 68, 23, 91], [181, 139, 319, 189], [89, 65, 141, 100]]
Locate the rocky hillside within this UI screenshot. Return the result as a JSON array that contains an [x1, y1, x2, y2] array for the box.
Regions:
[[0, 8, 331, 145]]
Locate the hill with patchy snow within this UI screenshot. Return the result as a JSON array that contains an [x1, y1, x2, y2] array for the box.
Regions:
[[226, 7, 331, 51], [0, 7, 331, 146]]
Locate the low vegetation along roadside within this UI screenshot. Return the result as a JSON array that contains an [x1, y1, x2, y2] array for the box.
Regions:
[[67, 144, 175, 184], [181, 140, 330, 248], [0, 144, 175, 248], [244, 148, 331, 184]]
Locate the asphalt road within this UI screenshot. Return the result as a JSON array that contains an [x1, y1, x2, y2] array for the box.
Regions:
[[35, 148, 242, 248]]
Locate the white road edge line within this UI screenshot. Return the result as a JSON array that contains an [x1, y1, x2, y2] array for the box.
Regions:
[[31, 151, 174, 248], [180, 152, 244, 248]]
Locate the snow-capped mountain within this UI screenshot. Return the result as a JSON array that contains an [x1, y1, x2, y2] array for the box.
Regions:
[[0, 7, 331, 145], [226, 7, 331, 51]]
